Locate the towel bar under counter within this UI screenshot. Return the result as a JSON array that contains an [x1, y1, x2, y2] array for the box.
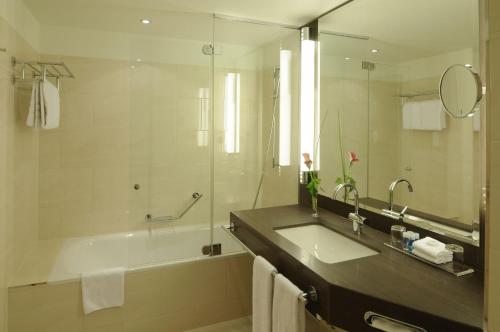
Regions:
[[222, 224, 318, 304]]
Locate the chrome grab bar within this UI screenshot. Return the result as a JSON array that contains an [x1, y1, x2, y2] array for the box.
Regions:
[[145, 192, 203, 223], [364, 311, 427, 332]]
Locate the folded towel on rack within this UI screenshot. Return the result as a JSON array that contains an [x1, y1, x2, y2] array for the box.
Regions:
[[253, 256, 277, 332], [402, 100, 446, 131], [412, 237, 453, 264], [26, 82, 41, 128], [42, 80, 60, 129], [272, 274, 305, 332], [81, 267, 125, 315], [26, 80, 60, 129]]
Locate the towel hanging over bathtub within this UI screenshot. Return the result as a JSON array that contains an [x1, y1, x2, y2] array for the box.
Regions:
[[81, 267, 125, 315], [26, 80, 60, 129]]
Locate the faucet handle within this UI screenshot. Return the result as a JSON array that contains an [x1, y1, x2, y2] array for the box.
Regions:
[[348, 213, 366, 234]]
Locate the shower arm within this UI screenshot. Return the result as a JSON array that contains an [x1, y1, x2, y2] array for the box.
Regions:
[[145, 192, 203, 223]]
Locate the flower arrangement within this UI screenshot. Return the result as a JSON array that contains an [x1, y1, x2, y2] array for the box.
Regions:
[[302, 152, 320, 217], [335, 113, 359, 201]]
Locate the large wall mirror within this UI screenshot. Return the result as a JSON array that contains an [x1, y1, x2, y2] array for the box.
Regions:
[[316, 0, 482, 246]]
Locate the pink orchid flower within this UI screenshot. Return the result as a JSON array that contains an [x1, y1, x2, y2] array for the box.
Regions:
[[348, 151, 359, 164], [302, 153, 313, 170]]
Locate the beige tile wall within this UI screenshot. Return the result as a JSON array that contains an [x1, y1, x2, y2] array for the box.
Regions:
[[0, 15, 39, 331], [8, 254, 252, 332], [487, 0, 500, 330]]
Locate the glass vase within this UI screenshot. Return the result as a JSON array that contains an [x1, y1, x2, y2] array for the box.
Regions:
[[311, 194, 319, 218]]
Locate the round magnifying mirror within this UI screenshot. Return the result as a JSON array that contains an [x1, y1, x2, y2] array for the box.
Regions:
[[439, 64, 482, 118]]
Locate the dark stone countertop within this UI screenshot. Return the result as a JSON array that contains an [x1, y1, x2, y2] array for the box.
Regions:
[[231, 204, 483, 330]]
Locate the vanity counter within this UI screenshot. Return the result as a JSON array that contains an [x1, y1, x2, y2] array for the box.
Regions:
[[230, 205, 483, 332]]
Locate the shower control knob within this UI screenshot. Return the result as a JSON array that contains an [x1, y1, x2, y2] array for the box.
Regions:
[[134, 184, 140, 190]]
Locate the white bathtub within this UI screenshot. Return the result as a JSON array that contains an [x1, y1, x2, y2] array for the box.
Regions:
[[10, 225, 245, 287]]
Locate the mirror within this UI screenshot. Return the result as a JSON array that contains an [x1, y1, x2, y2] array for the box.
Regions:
[[315, 0, 482, 246], [440, 64, 482, 118]]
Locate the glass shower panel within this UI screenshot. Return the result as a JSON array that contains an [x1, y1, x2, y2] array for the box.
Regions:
[[318, 33, 369, 200], [212, 18, 300, 232], [128, 12, 214, 264]]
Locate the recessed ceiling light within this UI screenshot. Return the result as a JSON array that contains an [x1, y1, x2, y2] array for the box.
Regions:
[[140, 18, 151, 25], [136, 58, 142, 63], [345, 57, 351, 60], [370, 49, 379, 53]]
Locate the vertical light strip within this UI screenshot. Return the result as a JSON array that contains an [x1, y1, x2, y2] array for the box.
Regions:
[[300, 35, 316, 171], [224, 73, 240, 153], [279, 49, 292, 166], [197, 88, 209, 146]]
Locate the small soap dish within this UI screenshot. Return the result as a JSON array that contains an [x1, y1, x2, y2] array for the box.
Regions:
[[384, 243, 474, 277]]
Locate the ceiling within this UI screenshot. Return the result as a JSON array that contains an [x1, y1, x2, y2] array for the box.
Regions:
[[22, 0, 480, 63], [22, 0, 346, 41], [319, 0, 479, 63]]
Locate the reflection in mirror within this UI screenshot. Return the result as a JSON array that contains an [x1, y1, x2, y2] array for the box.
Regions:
[[440, 64, 482, 118], [317, 0, 481, 245]]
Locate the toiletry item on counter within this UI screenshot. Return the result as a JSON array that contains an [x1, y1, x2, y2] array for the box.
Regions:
[[402, 231, 420, 252], [412, 237, 453, 264], [446, 244, 465, 263], [391, 225, 406, 249]]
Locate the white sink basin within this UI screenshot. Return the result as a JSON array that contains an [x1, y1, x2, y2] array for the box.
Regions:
[[276, 224, 378, 264]]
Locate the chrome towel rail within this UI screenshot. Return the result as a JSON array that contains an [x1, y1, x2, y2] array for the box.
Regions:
[[10, 56, 75, 89], [222, 224, 318, 304], [145, 192, 203, 223]]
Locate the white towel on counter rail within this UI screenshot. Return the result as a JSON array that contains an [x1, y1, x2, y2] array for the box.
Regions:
[[81, 267, 125, 315], [26, 80, 60, 129], [272, 274, 305, 332], [252, 256, 277, 332]]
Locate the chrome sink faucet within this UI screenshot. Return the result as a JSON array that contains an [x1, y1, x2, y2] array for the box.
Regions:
[[333, 183, 366, 235], [388, 178, 413, 216]]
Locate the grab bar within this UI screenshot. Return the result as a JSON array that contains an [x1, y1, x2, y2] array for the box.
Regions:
[[364, 311, 427, 332], [222, 224, 318, 304], [145, 192, 203, 223]]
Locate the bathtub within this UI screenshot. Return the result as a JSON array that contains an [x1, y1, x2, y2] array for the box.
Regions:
[[10, 224, 245, 287], [9, 225, 252, 332]]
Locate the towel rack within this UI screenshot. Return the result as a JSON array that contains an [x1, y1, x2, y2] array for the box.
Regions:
[[398, 91, 439, 98], [145, 192, 203, 223], [222, 224, 319, 304], [10, 56, 75, 90]]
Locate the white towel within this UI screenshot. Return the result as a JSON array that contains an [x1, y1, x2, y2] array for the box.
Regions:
[[272, 274, 305, 332], [42, 80, 60, 129], [412, 237, 446, 257], [26, 80, 60, 129], [81, 267, 125, 315], [413, 248, 453, 264], [252, 256, 277, 332], [419, 100, 446, 131], [402, 100, 446, 131], [26, 82, 40, 127], [402, 101, 418, 130]]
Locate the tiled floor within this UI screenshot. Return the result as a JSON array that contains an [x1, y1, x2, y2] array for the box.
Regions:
[[185, 317, 252, 332]]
